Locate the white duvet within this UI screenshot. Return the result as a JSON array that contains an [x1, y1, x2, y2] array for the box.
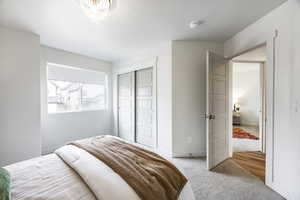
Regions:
[[55, 144, 195, 200], [5, 140, 195, 200]]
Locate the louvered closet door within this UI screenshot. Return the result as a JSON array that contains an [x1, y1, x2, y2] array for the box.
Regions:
[[136, 68, 154, 147], [118, 72, 135, 142]]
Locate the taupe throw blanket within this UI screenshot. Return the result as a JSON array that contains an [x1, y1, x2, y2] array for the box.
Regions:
[[69, 136, 187, 200]]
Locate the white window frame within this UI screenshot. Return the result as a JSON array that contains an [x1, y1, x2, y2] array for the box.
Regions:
[[46, 63, 109, 114]]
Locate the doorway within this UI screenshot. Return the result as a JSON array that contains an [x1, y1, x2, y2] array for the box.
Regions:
[[117, 67, 156, 148], [206, 45, 268, 183], [230, 45, 267, 182]]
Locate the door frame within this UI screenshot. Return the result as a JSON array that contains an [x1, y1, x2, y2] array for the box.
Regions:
[[116, 57, 158, 149], [224, 34, 277, 187], [228, 60, 266, 156]]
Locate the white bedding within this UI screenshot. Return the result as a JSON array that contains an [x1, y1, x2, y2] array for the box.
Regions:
[[5, 142, 195, 200], [55, 145, 140, 200], [5, 154, 96, 200], [55, 145, 194, 200]]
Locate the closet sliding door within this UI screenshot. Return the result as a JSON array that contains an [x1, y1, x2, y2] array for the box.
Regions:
[[117, 67, 155, 148], [118, 72, 135, 142], [136, 68, 154, 148]]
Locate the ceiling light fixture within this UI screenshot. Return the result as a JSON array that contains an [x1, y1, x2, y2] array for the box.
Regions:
[[80, 0, 112, 23], [189, 20, 205, 29]]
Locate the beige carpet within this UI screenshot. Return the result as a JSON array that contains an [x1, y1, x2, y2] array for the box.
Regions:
[[172, 158, 285, 200]]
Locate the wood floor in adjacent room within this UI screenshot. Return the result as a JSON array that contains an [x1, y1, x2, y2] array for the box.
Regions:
[[232, 151, 266, 182]]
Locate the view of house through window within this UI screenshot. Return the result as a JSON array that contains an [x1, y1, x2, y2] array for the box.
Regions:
[[47, 64, 107, 113]]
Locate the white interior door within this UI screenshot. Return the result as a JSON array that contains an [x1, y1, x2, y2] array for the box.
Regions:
[[135, 68, 154, 147], [118, 72, 135, 142], [206, 51, 229, 170]]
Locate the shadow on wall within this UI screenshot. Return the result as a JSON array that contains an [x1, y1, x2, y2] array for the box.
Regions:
[[238, 86, 260, 126]]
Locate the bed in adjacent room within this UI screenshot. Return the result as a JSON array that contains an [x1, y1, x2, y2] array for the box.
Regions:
[[3, 136, 195, 200]]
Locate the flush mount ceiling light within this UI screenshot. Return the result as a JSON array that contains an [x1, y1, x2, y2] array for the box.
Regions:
[[80, 0, 112, 23], [189, 20, 205, 29]]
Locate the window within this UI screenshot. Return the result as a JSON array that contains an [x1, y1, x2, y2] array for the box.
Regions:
[[47, 64, 107, 113]]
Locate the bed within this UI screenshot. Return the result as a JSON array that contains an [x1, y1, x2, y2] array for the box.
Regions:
[[3, 136, 195, 200]]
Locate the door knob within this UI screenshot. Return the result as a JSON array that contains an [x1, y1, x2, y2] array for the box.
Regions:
[[205, 114, 215, 120]]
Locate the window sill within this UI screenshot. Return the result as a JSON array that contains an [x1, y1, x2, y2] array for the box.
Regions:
[[48, 108, 108, 115]]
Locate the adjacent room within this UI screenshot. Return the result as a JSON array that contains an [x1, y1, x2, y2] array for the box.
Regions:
[[0, 0, 300, 200], [231, 45, 267, 183]]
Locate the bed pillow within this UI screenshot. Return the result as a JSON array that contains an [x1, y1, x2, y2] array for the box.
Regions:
[[0, 168, 10, 200]]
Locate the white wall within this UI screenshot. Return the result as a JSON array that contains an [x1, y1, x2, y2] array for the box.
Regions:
[[113, 41, 224, 158], [233, 63, 260, 126], [172, 41, 224, 157], [113, 42, 173, 156], [0, 26, 41, 166], [41, 46, 113, 154], [224, 0, 300, 199]]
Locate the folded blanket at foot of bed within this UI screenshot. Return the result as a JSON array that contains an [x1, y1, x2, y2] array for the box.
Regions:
[[56, 135, 188, 200], [0, 168, 10, 200]]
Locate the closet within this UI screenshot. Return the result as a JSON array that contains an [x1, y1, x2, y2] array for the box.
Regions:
[[118, 67, 156, 148]]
